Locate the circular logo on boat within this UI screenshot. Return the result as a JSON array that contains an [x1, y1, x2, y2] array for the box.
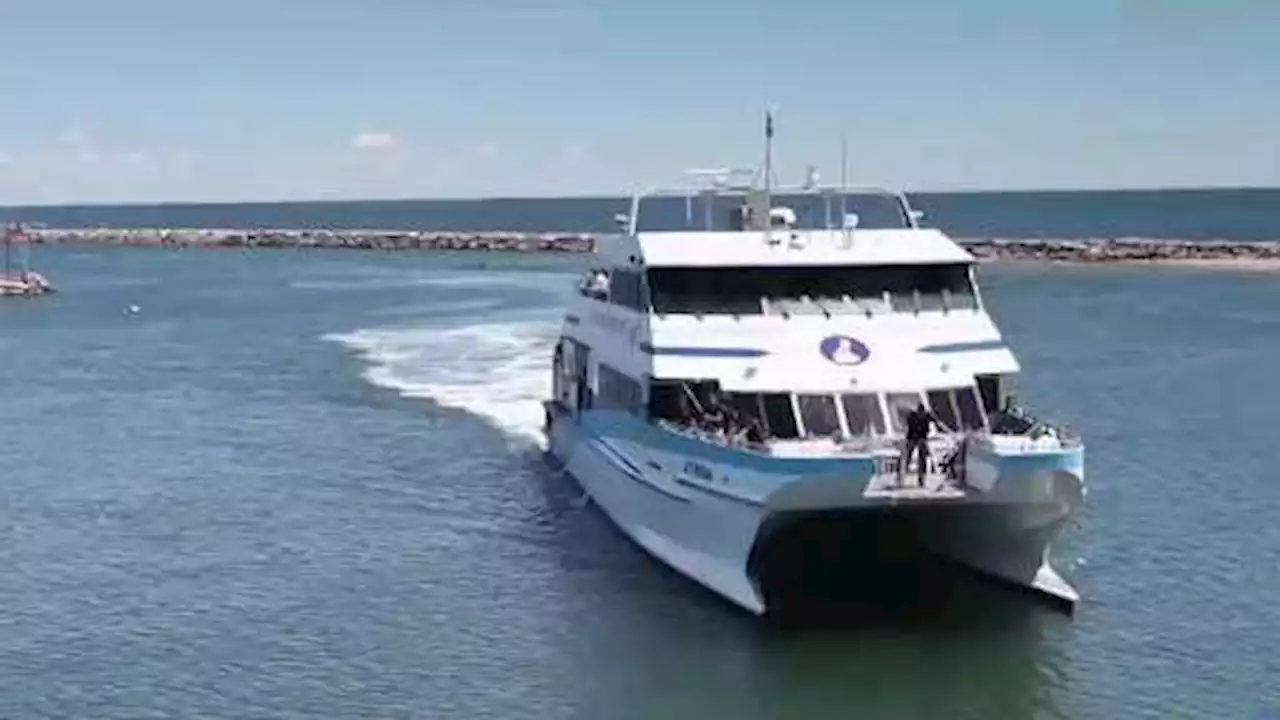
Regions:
[[819, 335, 870, 366]]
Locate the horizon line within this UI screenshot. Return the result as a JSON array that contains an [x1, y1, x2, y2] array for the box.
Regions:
[[2, 183, 1278, 210]]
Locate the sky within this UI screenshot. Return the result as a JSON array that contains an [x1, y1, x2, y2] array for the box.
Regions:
[[0, 0, 1277, 204]]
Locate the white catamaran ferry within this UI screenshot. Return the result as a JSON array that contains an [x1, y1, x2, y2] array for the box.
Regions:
[[543, 118, 1085, 616]]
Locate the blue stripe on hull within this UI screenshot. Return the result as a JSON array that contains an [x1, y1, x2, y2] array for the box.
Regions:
[[638, 344, 769, 358], [918, 340, 1008, 353], [582, 410, 873, 476], [578, 410, 1084, 500]]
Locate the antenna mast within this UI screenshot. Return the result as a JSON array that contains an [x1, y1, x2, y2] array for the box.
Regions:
[[763, 109, 774, 207], [3, 224, 12, 279], [760, 108, 775, 242], [840, 134, 849, 218], [839, 135, 856, 248]]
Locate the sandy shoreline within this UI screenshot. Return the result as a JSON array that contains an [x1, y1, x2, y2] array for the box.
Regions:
[[1109, 257, 1280, 272], [977, 256, 1280, 272]]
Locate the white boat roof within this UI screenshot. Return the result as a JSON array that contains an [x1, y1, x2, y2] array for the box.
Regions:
[[606, 181, 975, 268], [633, 228, 974, 268]]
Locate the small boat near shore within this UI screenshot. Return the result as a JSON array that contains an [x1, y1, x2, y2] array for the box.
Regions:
[[2, 223, 55, 297], [543, 114, 1085, 617]]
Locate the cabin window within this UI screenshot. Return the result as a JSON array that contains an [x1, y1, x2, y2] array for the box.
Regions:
[[975, 374, 1004, 414], [760, 393, 800, 439], [726, 393, 768, 433], [645, 264, 977, 317], [884, 392, 923, 435], [926, 390, 960, 432], [609, 268, 645, 311], [565, 339, 593, 411], [954, 386, 987, 431], [647, 381, 687, 422], [648, 381, 791, 442], [647, 269, 764, 316], [597, 364, 643, 414], [795, 394, 841, 438], [840, 393, 886, 436], [551, 341, 569, 406], [648, 379, 730, 426], [566, 339, 591, 376]]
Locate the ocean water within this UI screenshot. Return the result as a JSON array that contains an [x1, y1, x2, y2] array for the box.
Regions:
[[1, 246, 1277, 719], [3, 187, 1280, 240]]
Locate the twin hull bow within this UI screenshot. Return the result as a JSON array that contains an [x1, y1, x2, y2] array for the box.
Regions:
[[546, 407, 1084, 616]]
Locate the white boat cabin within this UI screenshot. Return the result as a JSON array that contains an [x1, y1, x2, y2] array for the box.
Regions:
[[554, 180, 1052, 455]]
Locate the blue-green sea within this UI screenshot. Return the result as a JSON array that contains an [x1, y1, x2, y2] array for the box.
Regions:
[[1, 244, 1277, 719]]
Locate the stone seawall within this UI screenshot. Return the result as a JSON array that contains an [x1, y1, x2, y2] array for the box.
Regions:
[[19, 228, 1280, 265], [962, 237, 1280, 264], [23, 228, 596, 253]]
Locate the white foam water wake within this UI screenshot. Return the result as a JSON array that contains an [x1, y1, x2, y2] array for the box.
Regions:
[[325, 318, 560, 446]]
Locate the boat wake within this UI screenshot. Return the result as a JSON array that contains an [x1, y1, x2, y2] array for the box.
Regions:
[[324, 318, 559, 447]]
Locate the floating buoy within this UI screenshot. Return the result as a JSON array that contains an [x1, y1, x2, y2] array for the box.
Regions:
[[125, 304, 140, 315]]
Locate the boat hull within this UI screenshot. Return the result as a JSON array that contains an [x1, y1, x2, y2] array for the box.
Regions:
[[0, 277, 54, 297], [547, 406, 769, 613], [751, 489, 1083, 613], [546, 406, 1084, 617]]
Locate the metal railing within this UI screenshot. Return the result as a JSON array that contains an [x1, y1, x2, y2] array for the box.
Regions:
[[616, 183, 927, 237]]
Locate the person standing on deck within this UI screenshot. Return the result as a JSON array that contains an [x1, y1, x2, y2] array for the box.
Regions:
[[898, 402, 946, 488]]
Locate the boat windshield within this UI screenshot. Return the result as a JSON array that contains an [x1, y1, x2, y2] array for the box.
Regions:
[[648, 380, 988, 447], [647, 263, 978, 317], [634, 191, 915, 233]]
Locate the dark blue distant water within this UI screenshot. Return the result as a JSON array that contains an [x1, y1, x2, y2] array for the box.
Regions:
[[3, 188, 1280, 240]]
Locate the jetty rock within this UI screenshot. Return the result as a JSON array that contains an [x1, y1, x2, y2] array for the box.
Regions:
[[17, 228, 1280, 264], [23, 228, 596, 253], [959, 237, 1280, 263]]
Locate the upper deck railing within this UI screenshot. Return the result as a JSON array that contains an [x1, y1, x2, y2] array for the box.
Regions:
[[617, 179, 928, 236]]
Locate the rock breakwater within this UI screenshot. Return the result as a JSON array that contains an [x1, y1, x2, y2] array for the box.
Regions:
[[962, 237, 1280, 264], [24, 228, 595, 253], [18, 228, 1280, 266]]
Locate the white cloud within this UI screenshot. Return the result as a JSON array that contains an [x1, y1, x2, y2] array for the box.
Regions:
[[0, 154, 11, 165], [59, 129, 87, 145], [351, 132, 394, 150], [119, 151, 145, 164], [479, 141, 500, 158]]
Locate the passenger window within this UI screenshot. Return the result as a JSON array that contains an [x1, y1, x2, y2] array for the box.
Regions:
[[975, 375, 1001, 414], [885, 392, 922, 434], [727, 393, 766, 429], [760, 393, 799, 439], [840, 393, 885, 436], [609, 269, 645, 310], [954, 387, 987, 431], [926, 390, 959, 431], [796, 394, 840, 438], [598, 364, 642, 414]]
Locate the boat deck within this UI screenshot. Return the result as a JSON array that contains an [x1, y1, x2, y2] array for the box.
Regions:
[[863, 472, 967, 500]]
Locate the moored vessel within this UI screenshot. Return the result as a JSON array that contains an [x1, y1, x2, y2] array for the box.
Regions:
[[1, 223, 54, 297]]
